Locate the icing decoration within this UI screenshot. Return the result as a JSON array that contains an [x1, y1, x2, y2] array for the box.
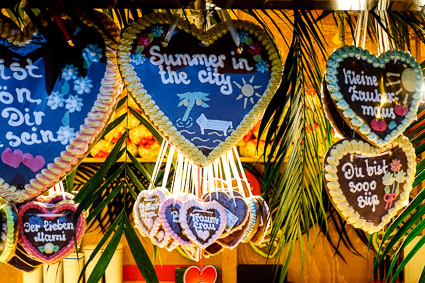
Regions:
[[18, 200, 86, 264], [217, 212, 250, 248], [179, 199, 227, 249], [323, 136, 416, 234], [325, 46, 422, 147], [0, 13, 121, 203], [202, 191, 249, 236], [133, 187, 168, 238], [160, 197, 192, 246], [321, 73, 358, 138], [151, 226, 172, 248], [0, 200, 18, 262], [118, 13, 282, 166], [183, 265, 217, 283], [241, 197, 258, 243]]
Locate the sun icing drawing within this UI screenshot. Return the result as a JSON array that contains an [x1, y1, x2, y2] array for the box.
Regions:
[[233, 76, 263, 109]]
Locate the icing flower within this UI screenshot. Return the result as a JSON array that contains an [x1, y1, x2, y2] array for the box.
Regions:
[[131, 54, 147, 65], [57, 125, 76, 145], [382, 172, 395, 186], [248, 43, 262, 55], [82, 44, 103, 68], [61, 64, 79, 81], [256, 60, 269, 73], [151, 25, 164, 37], [395, 170, 406, 184], [47, 91, 65, 110], [391, 159, 402, 172], [65, 95, 83, 113], [44, 243, 55, 254], [74, 76, 93, 95], [137, 33, 151, 47], [238, 31, 249, 43]]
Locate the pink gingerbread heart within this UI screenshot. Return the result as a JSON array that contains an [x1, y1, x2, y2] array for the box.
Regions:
[[1, 148, 24, 168], [22, 153, 46, 173]]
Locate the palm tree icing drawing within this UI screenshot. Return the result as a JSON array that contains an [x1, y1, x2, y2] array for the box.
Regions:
[[176, 92, 210, 128]]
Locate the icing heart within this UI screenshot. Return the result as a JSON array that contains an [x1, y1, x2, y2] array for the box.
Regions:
[[183, 265, 217, 283], [323, 136, 416, 234], [202, 191, 249, 236], [133, 187, 168, 238], [0, 13, 121, 203], [0, 200, 18, 263], [325, 46, 422, 147], [118, 13, 282, 166], [1, 148, 23, 169], [18, 200, 86, 264], [22, 153, 45, 173], [179, 199, 227, 249], [160, 197, 192, 246]]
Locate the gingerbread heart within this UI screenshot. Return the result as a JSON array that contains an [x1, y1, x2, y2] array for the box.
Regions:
[[160, 197, 192, 246], [151, 226, 172, 248], [0, 200, 18, 262], [202, 191, 249, 236], [118, 13, 282, 166], [325, 46, 422, 147], [18, 200, 86, 264], [133, 187, 168, 238], [323, 136, 416, 234], [183, 265, 217, 283], [179, 199, 226, 249], [0, 13, 121, 203]]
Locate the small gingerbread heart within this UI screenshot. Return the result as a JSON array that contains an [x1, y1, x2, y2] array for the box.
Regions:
[[18, 200, 86, 264], [160, 197, 192, 246], [133, 187, 168, 238], [179, 199, 226, 249]]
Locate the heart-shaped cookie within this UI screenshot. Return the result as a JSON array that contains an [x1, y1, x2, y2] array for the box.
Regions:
[[183, 265, 217, 283], [325, 46, 422, 147], [6, 242, 42, 272], [151, 226, 172, 248], [118, 13, 282, 166], [323, 136, 416, 234], [160, 197, 192, 246], [18, 200, 86, 264], [35, 192, 74, 204], [202, 191, 249, 237], [133, 187, 168, 238], [250, 196, 271, 245], [0, 13, 121, 203], [321, 73, 358, 138], [0, 200, 18, 262], [179, 199, 226, 249]]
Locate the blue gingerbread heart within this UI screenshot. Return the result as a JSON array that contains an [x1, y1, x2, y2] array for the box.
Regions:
[[118, 13, 282, 166], [0, 14, 121, 203]]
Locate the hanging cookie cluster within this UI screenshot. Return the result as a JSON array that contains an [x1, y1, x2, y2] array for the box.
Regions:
[[321, 6, 421, 234]]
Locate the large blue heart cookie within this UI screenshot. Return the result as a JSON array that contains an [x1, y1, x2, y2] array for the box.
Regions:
[[118, 13, 282, 166], [325, 46, 423, 148], [0, 14, 121, 202]]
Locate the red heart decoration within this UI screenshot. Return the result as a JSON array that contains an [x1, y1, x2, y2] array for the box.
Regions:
[[183, 265, 217, 283], [18, 200, 85, 264]]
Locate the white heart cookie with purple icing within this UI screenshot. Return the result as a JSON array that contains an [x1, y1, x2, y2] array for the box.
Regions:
[[133, 187, 168, 238], [179, 199, 226, 249], [160, 197, 192, 246]]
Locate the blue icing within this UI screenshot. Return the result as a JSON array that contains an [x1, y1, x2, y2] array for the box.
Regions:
[[131, 26, 272, 156], [0, 26, 107, 187]]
